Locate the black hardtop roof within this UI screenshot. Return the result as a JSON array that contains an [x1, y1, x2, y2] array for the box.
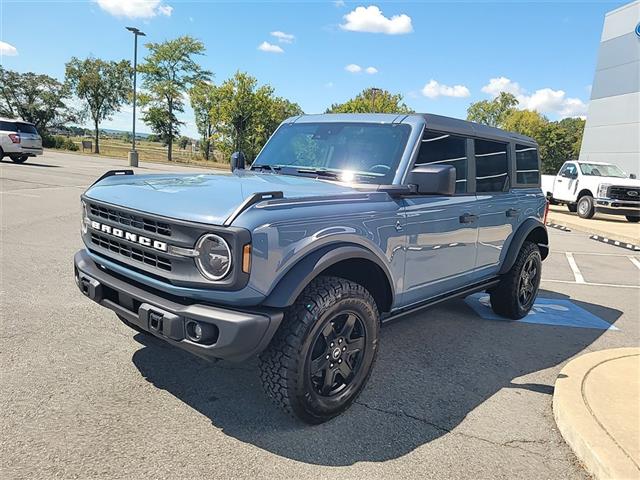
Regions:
[[421, 113, 537, 146]]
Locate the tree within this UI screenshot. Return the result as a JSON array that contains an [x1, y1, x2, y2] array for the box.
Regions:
[[0, 67, 76, 134], [189, 80, 221, 160], [217, 71, 303, 161], [537, 122, 576, 174], [466, 92, 518, 127], [558, 117, 586, 159], [327, 88, 412, 114], [139, 36, 211, 161], [65, 57, 132, 154], [178, 135, 190, 149], [502, 109, 548, 140]]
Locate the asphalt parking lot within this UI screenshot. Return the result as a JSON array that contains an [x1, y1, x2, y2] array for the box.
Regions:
[[1, 151, 639, 479]]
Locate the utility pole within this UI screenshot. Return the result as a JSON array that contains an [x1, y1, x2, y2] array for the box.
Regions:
[[126, 26, 146, 167]]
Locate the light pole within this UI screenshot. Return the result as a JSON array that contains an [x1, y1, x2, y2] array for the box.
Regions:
[[370, 87, 382, 112], [126, 26, 146, 167]]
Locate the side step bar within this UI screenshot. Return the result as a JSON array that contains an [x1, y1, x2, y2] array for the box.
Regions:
[[382, 277, 500, 324]]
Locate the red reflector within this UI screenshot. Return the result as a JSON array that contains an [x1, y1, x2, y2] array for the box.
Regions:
[[8, 134, 20, 144], [543, 200, 550, 224]]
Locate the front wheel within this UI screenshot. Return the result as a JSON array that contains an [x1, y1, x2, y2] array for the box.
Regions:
[[577, 195, 595, 219], [626, 215, 640, 223], [490, 241, 542, 320], [259, 276, 379, 424]]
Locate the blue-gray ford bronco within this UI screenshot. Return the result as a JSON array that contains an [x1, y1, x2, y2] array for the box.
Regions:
[[74, 113, 549, 423]]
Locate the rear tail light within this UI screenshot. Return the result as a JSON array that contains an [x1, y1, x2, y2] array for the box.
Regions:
[[543, 200, 550, 224], [8, 134, 20, 144]]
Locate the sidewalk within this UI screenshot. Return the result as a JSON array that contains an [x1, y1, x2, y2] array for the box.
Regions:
[[547, 205, 640, 245], [553, 348, 640, 480]]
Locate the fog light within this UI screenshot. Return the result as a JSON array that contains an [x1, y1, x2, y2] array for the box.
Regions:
[[185, 320, 219, 345]]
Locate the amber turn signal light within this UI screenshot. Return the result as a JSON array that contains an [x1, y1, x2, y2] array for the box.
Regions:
[[242, 244, 251, 273]]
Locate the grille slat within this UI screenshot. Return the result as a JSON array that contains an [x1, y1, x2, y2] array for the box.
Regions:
[[89, 203, 172, 237], [609, 187, 640, 202], [91, 233, 172, 272]]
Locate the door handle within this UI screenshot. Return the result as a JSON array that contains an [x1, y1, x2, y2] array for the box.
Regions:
[[459, 213, 478, 224], [557, 179, 563, 183], [506, 208, 520, 218]]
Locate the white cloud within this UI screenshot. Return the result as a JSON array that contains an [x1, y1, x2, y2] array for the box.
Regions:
[[258, 41, 284, 53], [95, 0, 173, 18], [481, 76, 588, 118], [421, 80, 470, 99], [0, 41, 18, 56], [340, 5, 413, 35], [334, 0, 346, 7], [270, 31, 295, 43], [345, 64, 377, 74]]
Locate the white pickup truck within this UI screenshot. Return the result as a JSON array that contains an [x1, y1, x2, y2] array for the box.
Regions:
[[542, 160, 640, 222]]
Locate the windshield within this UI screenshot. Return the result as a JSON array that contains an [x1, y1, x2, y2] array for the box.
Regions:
[[253, 122, 411, 184], [579, 163, 627, 178]]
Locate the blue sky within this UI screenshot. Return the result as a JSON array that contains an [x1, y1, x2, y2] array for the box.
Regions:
[[0, 0, 623, 138]]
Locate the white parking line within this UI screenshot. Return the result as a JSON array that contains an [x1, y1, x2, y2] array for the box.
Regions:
[[542, 279, 640, 289], [565, 252, 585, 284], [628, 256, 640, 270]]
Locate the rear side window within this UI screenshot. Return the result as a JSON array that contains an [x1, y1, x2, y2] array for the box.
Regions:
[[16, 123, 38, 134], [515, 144, 539, 184], [0, 121, 17, 132], [415, 130, 468, 193], [475, 139, 509, 192]]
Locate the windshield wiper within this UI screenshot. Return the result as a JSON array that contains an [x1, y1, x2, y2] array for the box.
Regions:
[[296, 168, 341, 179], [251, 164, 282, 172]]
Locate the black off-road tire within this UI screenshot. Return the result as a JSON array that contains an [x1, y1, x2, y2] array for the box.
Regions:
[[10, 155, 28, 164], [577, 195, 595, 219], [259, 276, 380, 424], [626, 215, 639, 223], [116, 314, 148, 334], [489, 241, 542, 320], [567, 203, 577, 213], [0, 147, 4, 160]]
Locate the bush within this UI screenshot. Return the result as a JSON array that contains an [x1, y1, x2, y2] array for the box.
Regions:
[[42, 134, 78, 151]]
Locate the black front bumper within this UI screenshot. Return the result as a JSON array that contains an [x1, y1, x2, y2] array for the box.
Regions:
[[74, 250, 283, 362]]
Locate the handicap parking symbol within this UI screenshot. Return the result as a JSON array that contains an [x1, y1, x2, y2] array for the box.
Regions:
[[464, 293, 619, 331]]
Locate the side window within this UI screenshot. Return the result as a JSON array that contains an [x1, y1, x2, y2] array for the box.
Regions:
[[515, 144, 539, 184], [475, 139, 509, 192], [0, 121, 17, 132], [560, 163, 577, 177], [415, 130, 468, 193]]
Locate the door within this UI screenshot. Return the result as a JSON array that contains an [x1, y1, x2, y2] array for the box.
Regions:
[[400, 130, 478, 306], [553, 162, 578, 202], [473, 138, 515, 273]]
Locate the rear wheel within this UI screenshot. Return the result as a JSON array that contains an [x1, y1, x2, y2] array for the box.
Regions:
[[259, 276, 379, 424], [567, 203, 577, 213], [10, 155, 28, 164], [626, 215, 640, 223], [490, 241, 541, 320], [577, 195, 595, 219]]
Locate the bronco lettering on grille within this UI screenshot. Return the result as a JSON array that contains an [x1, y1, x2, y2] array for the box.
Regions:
[[90, 220, 168, 252]]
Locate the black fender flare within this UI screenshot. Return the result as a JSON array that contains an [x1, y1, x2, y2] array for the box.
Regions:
[[498, 218, 549, 275], [262, 243, 395, 309]]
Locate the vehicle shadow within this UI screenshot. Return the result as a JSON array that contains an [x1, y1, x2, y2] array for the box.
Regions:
[[0, 159, 59, 167], [130, 289, 620, 466]]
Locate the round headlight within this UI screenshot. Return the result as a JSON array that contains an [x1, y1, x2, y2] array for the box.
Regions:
[[195, 234, 232, 281]]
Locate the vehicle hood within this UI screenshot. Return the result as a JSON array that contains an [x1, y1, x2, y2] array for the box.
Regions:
[[84, 170, 361, 225], [596, 177, 640, 188]]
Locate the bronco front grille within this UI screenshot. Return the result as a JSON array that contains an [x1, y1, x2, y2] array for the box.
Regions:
[[90, 233, 172, 271], [89, 203, 172, 237], [609, 186, 640, 202]]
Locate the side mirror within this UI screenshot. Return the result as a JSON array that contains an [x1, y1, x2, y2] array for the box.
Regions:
[[630, 174, 637, 179], [406, 165, 456, 196], [230, 151, 246, 172]]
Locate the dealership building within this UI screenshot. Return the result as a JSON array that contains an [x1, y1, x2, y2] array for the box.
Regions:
[[579, 0, 640, 175]]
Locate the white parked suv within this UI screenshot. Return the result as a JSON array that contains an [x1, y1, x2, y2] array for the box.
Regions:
[[542, 160, 640, 222], [0, 118, 43, 164]]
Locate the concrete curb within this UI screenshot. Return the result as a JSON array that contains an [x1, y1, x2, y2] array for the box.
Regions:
[[546, 211, 640, 247], [553, 348, 640, 480]]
